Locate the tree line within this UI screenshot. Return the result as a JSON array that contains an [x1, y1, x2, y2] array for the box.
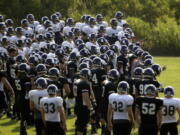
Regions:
[[0, 0, 179, 55]]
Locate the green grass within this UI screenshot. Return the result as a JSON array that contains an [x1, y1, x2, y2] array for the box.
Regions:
[[0, 57, 180, 135]]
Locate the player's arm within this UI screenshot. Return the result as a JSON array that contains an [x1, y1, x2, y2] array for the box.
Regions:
[[135, 106, 141, 125], [89, 84, 96, 107], [176, 105, 180, 125], [63, 83, 71, 95], [28, 92, 34, 110], [29, 100, 34, 111], [157, 109, 162, 130], [1, 76, 15, 96], [107, 104, 113, 131], [128, 106, 135, 128], [82, 91, 91, 110], [40, 108, 46, 125], [30, 77, 36, 89], [40, 100, 46, 125], [59, 106, 67, 131]]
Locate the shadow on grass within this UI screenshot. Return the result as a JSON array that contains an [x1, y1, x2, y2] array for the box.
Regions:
[[0, 120, 18, 126], [67, 115, 75, 120], [11, 125, 35, 133], [67, 128, 75, 133], [131, 132, 138, 135], [0, 117, 8, 120], [11, 126, 19, 132]]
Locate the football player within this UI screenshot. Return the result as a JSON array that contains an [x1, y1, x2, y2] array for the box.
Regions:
[[47, 67, 70, 97], [116, 45, 129, 80], [5, 19, 14, 28], [0, 70, 15, 117], [101, 69, 120, 135], [96, 14, 108, 28], [91, 57, 106, 133], [0, 22, 6, 39], [65, 60, 78, 116], [16, 63, 31, 135], [160, 86, 180, 135], [141, 68, 161, 96], [114, 11, 127, 27], [40, 84, 66, 135], [9, 27, 26, 44], [106, 18, 122, 44], [6, 46, 19, 118], [107, 81, 134, 135], [21, 19, 33, 38], [63, 18, 75, 35], [61, 31, 75, 52], [26, 14, 40, 31], [82, 17, 98, 42], [135, 84, 163, 135], [74, 68, 93, 135], [51, 14, 64, 44], [29, 77, 48, 135]]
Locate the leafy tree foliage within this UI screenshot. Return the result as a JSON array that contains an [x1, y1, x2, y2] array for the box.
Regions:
[[0, 0, 179, 55]]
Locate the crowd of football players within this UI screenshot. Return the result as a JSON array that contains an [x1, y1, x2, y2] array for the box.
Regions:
[[0, 11, 179, 135]]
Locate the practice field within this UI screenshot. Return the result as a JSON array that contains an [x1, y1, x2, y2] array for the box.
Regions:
[[0, 57, 180, 135]]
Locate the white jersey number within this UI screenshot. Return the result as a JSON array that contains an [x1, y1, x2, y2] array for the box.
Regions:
[[142, 103, 155, 115], [162, 105, 175, 116], [44, 103, 55, 113], [15, 80, 21, 91], [92, 74, 98, 84], [113, 101, 123, 112]]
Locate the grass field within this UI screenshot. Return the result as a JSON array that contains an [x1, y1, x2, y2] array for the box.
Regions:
[[0, 57, 180, 135]]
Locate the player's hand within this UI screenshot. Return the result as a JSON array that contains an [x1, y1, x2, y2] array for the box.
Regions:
[[162, 65, 167, 71], [60, 123, 67, 132], [157, 124, 161, 131], [43, 121, 46, 127], [63, 125, 67, 132], [131, 121, 135, 130], [107, 123, 112, 131], [177, 118, 180, 125], [90, 108, 95, 117], [10, 91, 15, 97], [92, 100, 97, 108]]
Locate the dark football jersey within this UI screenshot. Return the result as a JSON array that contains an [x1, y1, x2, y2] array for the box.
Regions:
[[126, 79, 139, 96], [75, 79, 91, 107], [6, 57, 16, 80], [91, 68, 106, 86], [101, 79, 116, 112], [136, 79, 160, 96], [0, 71, 6, 80], [116, 55, 129, 67], [67, 73, 81, 98], [131, 79, 143, 97], [135, 97, 163, 125], [47, 76, 68, 97], [58, 76, 68, 91], [108, 61, 114, 69], [16, 74, 31, 99], [117, 55, 129, 80], [66, 61, 77, 78], [29, 67, 37, 78], [0, 72, 6, 91]]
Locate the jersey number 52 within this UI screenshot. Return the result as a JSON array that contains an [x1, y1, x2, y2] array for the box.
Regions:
[[142, 103, 155, 115]]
